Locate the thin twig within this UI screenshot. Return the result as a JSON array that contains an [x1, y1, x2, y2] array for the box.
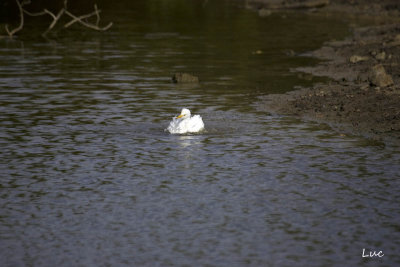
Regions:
[[64, 9, 102, 28], [43, 8, 58, 20], [23, 9, 47, 16], [5, 0, 24, 37], [94, 4, 100, 26], [42, 8, 65, 37], [65, 10, 113, 31]]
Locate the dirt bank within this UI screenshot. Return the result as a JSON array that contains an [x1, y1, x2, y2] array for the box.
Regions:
[[251, 0, 400, 143]]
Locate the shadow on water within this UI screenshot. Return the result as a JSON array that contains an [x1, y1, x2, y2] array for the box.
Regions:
[[1, 0, 400, 266]]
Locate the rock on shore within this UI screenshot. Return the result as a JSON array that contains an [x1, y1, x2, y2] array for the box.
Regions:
[[172, 73, 199, 83]]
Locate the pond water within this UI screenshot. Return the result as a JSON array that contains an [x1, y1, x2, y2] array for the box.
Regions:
[[1, 0, 400, 266]]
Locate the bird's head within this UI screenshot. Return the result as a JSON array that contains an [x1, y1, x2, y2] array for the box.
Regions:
[[176, 108, 191, 119]]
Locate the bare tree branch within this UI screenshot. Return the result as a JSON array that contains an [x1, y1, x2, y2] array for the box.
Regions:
[[43, 9, 59, 20], [64, 9, 102, 28], [23, 9, 47, 16], [42, 8, 65, 37], [5, 0, 24, 37], [65, 9, 113, 31], [94, 4, 100, 26], [3, 0, 113, 38]]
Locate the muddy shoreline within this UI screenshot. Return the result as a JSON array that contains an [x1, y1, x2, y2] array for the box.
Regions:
[[250, 0, 400, 143]]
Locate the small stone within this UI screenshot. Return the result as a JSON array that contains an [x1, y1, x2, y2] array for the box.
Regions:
[[349, 55, 369, 63], [258, 9, 272, 17], [286, 49, 295, 56], [368, 64, 394, 87], [375, 51, 386, 61], [387, 36, 400, 47], [252, 50, 263, 55], [172, 73, 199, 83], [297, 73, 312, 80], [360, 84, 369, 91]]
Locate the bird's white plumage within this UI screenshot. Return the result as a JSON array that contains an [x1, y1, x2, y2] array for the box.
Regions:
[[167, 108, 204, 134]]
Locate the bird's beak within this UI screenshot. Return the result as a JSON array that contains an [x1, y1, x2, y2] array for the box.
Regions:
[[176, 114, 183, 119]]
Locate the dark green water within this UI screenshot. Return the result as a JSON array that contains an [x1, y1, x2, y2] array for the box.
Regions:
[[1, 0, 400, 266]]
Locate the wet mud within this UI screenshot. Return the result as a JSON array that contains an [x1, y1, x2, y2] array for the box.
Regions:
[[252, 0, 400, 143]]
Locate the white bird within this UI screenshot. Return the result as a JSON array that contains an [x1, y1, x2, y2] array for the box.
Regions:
[[167, 108, 205, 134]]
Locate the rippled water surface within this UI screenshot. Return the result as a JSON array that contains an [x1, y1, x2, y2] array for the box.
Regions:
[[1, 0, 400, 266]]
